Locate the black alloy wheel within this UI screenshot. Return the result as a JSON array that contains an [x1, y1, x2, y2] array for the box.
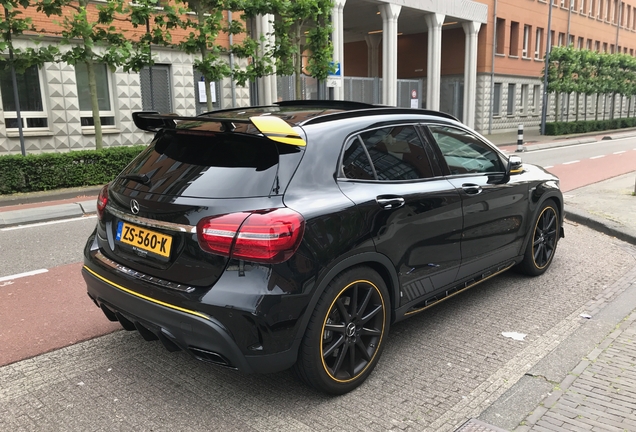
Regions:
[[518, 201, 560, 276], [295, 267, 390, 394]]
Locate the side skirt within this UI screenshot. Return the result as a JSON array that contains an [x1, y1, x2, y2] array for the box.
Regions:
[[396, 261, 517, 319]]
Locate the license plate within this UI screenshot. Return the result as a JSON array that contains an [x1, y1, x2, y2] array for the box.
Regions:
[[116, 221, 172, 258]]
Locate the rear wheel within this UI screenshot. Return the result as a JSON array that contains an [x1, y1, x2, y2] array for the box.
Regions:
[[294, 267, 390, 394], [518, 201, 560, 276]]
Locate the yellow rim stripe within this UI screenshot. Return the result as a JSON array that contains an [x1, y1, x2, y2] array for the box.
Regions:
[[320, 279, 386, 383], [249, 116, 306, 147], [83, 265, 210, 321]]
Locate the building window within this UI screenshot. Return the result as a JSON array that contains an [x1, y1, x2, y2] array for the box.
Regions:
[[551, 30, 556, 47], [523, 25, 531, 58], [493, 83, 502, 116], [603, 42, 608, 52], [507, 83, 516, 116], [587, 39, 592, 49], [510, 22, 520, 56], [581, 0, 586, 14], [558, 32, 565, 46], [598, 0, 603, 18], [535, 28, 543, 59], [613, 0, 618, 23], [595, 40, 600, 51], [521, 84, 528, 114], [495, 18, 506, 55], [571, 0, 577, 10], [561, 0, 566, 7], [589, 0, 595, 16], [75, 63, 115, 127], [578, 37, 584, 49], [568, 35, 575, 46], [140, 65, 173, 114], [532, 85, 540, 113], [0, 65, 48, 130]]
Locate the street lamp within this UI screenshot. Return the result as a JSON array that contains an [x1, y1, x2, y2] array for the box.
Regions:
[[540, 1, 554, 135]]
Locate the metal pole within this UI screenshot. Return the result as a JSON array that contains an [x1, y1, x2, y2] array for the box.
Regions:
[[488, 0, 498, 135], [4, 7, 25, 156], [516, 124, 524, 152], [540, 1, 554, 135]]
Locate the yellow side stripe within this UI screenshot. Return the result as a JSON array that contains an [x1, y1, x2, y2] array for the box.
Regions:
[[83, 266, 210, 321]]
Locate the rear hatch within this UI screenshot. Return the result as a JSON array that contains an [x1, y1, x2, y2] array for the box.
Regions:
[[96, 116, 305, 288]]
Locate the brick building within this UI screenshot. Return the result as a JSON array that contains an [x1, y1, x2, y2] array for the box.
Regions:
[[2, 0, 636, 154]]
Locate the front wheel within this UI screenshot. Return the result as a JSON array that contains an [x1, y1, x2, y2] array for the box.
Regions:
[[294, 267, 390, 394], [517, 201, 560, 276]]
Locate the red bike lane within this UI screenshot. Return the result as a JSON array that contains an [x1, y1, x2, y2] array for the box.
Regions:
[[0, 262, 120, 366]]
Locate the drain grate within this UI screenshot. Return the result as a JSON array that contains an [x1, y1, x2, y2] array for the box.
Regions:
[[454, 419, 509, 432]]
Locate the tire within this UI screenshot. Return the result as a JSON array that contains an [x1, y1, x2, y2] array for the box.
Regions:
[[517, 200, 560, 276], [294, 266, 390, 395]]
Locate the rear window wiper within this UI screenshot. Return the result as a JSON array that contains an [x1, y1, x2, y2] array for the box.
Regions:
[[121, 173, 151, 187]]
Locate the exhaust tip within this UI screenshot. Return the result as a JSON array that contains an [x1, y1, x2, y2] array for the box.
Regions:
[[189, 347, 233, 368]]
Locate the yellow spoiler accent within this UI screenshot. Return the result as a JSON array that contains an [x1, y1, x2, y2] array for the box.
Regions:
[[250, 116, 306, 147]]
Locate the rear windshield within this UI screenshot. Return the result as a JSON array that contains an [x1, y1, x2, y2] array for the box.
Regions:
[[120, 130, 300, 198]]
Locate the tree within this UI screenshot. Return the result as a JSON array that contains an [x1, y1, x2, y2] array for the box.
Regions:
[[0, 0, 58, 155], [250, 0, 334, 99], [34, 0, 151, 149]]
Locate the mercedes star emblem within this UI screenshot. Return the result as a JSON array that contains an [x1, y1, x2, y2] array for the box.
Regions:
[[130, 199, 140, 215]]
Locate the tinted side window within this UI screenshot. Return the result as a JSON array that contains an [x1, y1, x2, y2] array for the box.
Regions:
[[358, 126, 434, 181], [341, 137, 375, 180], [428, 125, 504, 175]]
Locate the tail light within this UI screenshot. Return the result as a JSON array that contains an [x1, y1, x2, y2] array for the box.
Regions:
[[97, 184, 109, 220], [197, 208, 305, 264]]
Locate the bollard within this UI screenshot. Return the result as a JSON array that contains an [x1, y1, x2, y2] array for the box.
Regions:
[[516, 124, 524, 152]]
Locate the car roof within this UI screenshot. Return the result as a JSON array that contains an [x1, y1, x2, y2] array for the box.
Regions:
[[198, 100, 459, 128]]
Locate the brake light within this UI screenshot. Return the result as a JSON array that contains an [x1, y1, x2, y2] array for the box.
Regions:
[[197, 208, 305, 264], [97, 184, 109, 220]]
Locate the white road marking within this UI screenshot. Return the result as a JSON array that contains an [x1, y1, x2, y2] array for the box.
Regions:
[[524, 136, 636, 153], [563, 160, 580, 165], [590, 155, 605, 159], [0, 215, 96, 232], [543, 165, 554, 169], [0, 269, 48, 283], [613, 150, 626, 154]]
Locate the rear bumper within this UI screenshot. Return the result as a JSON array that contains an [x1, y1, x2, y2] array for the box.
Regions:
[[82, 266, 297, 374]]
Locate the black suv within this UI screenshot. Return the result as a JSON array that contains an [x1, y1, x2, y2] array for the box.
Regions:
[[82, 101, 563, 394]]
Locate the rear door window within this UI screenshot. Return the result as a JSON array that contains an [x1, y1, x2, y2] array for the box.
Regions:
[[340, 125, 436, 181]]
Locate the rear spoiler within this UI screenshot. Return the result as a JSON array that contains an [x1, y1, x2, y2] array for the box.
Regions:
[[132, 111, 306, 147]]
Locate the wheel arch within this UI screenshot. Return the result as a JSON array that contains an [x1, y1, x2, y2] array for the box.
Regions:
[[521, 187, 563, 254], [290, 252, 399, 355]]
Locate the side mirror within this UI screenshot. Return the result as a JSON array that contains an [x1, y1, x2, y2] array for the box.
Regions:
[[507, 155, 523, 175]]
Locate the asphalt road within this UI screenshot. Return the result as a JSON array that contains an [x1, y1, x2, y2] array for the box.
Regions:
[[0, 216, 97, 279], [2, 218, 636, 431], [519, 137, 636, 192]]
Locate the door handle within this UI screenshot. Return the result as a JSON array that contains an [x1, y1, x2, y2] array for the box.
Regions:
[[462, 183, 482, 195], [376, 196, 405, 210]]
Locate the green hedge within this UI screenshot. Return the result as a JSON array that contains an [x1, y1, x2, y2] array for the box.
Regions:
[[545, 117, 636, 135], [0, 146, 146, 195]]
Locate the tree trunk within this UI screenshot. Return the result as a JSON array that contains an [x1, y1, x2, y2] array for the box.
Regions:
[[603, 94, 606, 121], [595, 93, 600, 121], [576, 93, 580, 122], [294, 25, 302, 100], [86, 59, 103, 150]]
